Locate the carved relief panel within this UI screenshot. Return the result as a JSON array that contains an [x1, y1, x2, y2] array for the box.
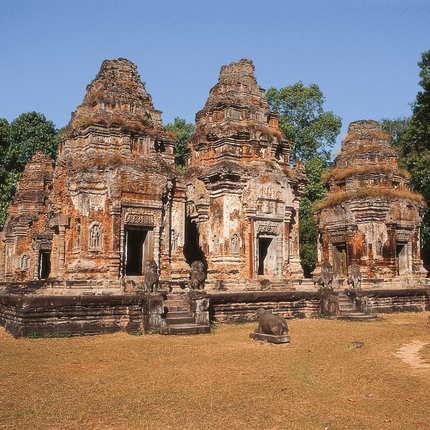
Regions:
[[88, 222, 103, 251]]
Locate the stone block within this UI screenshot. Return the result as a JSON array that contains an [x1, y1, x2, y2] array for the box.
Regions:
[[249, 332, 291, 344]]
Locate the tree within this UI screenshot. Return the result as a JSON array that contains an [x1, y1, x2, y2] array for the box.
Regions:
[[165, 117, 195, 172], [381, 49, 430, 269], [267, 82, 341, 162], [267, 83, 341, 275], [298, 155, 328, 276], [0, 112, 59, 229], [380, 116, 411, 145]]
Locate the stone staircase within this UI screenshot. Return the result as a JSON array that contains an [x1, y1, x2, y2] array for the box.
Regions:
[[337, 291, 378, 322], [160, 293, 211, 335]]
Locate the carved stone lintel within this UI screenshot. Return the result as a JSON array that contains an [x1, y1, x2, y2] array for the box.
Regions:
[[124, 212, 155, 225], [256, 222, 280, 235]]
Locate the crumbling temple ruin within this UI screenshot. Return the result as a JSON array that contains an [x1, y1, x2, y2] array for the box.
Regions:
[[0, 58, 304, 291], [0, 60, 428, 337], [314, 120, 427, 285], [1, 59, 187, 288], [185, 59, 306, 290]]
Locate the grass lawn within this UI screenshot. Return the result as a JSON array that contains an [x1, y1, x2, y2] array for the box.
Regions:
[[1, 312, 429, 429]]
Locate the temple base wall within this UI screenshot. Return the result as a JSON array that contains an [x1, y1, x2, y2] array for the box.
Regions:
[[0, 293, 164, 338], [0, 280, 429, 337]]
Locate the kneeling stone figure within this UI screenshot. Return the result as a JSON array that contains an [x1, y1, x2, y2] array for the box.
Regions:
[[250, 308, 291, 344]]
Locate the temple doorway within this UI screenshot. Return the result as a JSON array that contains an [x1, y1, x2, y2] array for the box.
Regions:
[[333, 243, 347, 277], [397, 243, 408, 275], [39, 251, 51, 279], [257, 236, 277, 276], [125, 227, 153, 276]]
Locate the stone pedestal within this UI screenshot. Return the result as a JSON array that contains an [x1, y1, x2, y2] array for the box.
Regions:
[[249, 332, 291, 344]]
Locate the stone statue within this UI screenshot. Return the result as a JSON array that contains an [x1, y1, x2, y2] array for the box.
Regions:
[[255, 308, 289, 336], [189, 260, 206, 290], [318, 261, 333, 290], [347, 263, 362, 290], [144, 260, 159, 292]]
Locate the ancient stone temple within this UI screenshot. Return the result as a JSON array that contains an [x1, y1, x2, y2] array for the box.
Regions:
[[0, 62, 428, 337], [314, 120, 427, 284], [184, 59, 306, 291], [0, 58, 188, 291]]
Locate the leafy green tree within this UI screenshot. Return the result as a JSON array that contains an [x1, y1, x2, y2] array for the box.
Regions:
[[380, 116, 411, 145], [381, 49, 430, 269], [267, 82, 341, 162], [0, 112, 59, 229], [165, 117, 195, 172], [267, 83, 341, 275], [299, 155, 328, 276]]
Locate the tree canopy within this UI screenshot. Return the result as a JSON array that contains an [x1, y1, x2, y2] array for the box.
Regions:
[[298, 155, 328, 276], [267, 82, 341, 162], [381, 49, 430, 268], [165, 117, 195, 172], [0, 112, 59, 229], [267, 82, 341, 275]]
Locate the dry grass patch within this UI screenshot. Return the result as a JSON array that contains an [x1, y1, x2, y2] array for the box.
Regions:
[[1, 313, 430, 429], [315, 187, 425, 212], [321, 165, 411, 183]]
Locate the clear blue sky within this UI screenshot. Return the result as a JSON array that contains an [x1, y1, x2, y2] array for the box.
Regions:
[[1, 0, 429, 154]]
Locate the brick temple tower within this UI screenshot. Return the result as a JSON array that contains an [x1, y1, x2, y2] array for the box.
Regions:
[[0, 59, 188, 289], [315, 120, 426, 283], [184, 59, 306, 291]]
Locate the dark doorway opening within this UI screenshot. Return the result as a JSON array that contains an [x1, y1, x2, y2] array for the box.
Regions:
[[125, 228, 152, 276], [39, 252, 51, 279], [397, 243, 407, 275], [333, 243, 347, 277], [183, 217, 206, 266], [258, 237, 272, 275]]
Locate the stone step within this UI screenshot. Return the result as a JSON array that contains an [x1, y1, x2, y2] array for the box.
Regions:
[[164, 300, 189, 312], [338, 312, 379, 322], [338, 296, 355, 311], [165, 311, 195, 325], [160, 324, 211, 336], [166, 293, 186, 300], [338, 298, 354, 306], [165, 316, 196, 325], [164, 304, 188, 312], [161, 292, 211, 335], [339, 305, 355, 312]]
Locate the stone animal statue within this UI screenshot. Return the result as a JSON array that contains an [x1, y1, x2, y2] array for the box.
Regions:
[[347, 263, 362, 290], [144, 259, 159, 292], [318, 261, 333, 290], [189, 260, 206, 290], [255, 308, 289, 336]]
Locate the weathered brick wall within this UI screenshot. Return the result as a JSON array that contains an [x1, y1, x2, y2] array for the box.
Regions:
[[210, 291, 321, 323], [0, 293, 164, 338], [347, 288, 430, 313]]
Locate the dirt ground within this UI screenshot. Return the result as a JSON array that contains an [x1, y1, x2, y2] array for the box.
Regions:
[[1, 311, 429, 430]]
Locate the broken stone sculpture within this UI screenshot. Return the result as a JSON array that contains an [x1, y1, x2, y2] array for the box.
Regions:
[[189, 260, 206, 290], [255, 308, 289, 335], [347, 263, 362, 290], [318, 262, 333, 290], [249, 308, 291, 344], [144, 260, 159, 292]]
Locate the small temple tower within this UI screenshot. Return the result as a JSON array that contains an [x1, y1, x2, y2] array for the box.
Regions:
[[0, 59, 188, 288], [315, 120, 426, 284], [184, 59, 306, 291]]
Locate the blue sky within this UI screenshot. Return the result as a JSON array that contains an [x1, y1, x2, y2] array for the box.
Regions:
[[1, 0, 429, 154]]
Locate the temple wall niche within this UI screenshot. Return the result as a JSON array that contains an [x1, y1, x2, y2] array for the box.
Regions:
[[223, 194, 242, 242]]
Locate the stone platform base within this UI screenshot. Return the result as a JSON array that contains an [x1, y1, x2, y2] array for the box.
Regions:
[[249, 332, 291, 344]]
